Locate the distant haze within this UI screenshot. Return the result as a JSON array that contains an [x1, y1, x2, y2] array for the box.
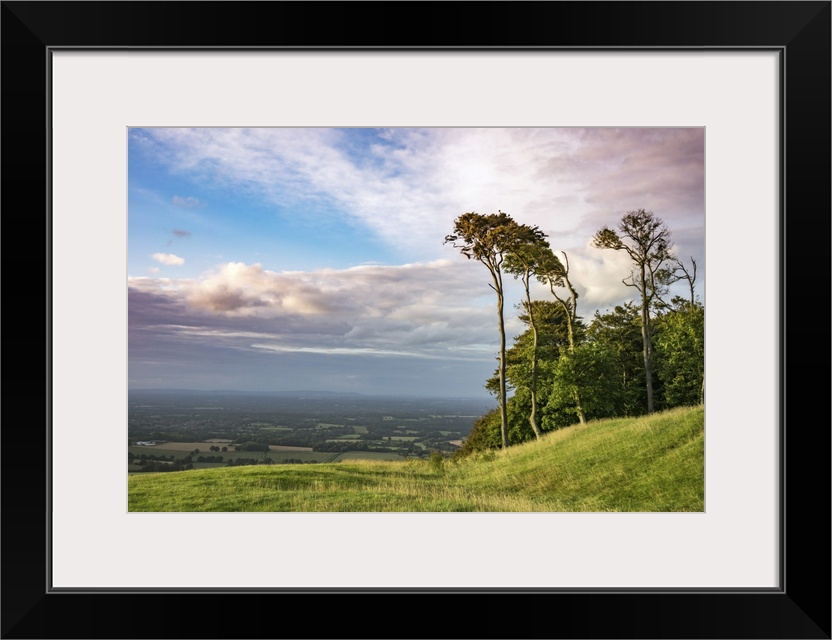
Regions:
[[129, 127, 704, 398]]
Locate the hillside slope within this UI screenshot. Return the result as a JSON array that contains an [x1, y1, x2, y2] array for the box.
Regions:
[[128, 405, 704, 512]]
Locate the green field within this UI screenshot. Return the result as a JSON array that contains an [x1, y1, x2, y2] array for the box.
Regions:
[[331, 451, 405, 462], [129, 447, 338, 466], [129, 406, 704, 512]]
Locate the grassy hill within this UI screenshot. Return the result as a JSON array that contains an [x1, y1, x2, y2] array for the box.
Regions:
[[128, 404, 704, 512]]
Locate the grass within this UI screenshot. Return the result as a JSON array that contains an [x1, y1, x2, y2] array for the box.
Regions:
[[331, 451, 404, 462], [128, 405, 704, 512], [130, 448, 335, 465]]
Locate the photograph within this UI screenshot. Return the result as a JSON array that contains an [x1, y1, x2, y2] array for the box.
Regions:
[[127, 126, 705, 512]]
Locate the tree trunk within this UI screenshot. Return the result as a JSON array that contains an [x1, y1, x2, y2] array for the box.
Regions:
[[495, 273, 509, 449], [565, 306, 586, 424], [525, 289, 542, 440], [640, 265, 655, 413], [497, 295, 509, 449], [573, 388, 586, 425], [555, 289, 586, 425], [641, 309, 654, 413]]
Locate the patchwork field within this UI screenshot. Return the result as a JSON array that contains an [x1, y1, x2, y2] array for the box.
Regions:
[[128, 393, 495, 473]]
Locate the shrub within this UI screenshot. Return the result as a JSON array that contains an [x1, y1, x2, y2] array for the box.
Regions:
[[429, 450, 444, 473]]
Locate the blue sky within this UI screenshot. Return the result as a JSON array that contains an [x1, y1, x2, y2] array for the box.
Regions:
[[128, 127, 705, 398]]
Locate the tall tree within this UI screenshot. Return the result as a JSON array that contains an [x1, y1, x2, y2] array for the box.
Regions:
[[537, 249, 586, 424], [592, 209, 675, 413], [444, 211, 544, 449], [503, 233, 551, 439]]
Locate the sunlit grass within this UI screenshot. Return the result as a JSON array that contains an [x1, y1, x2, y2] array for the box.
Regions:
[[129, 405, 704, 512]]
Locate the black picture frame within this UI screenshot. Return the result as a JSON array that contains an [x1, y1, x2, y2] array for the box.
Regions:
[[2, 2, 829, 638]]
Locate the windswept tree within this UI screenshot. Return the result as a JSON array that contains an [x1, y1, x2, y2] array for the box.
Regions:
[[503, 232, 551, 439], [592, 209, 675, 413], [537, 249, 587, 424], [444, 211, 546, 449]]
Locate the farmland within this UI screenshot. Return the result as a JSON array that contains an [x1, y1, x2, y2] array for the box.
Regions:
[[128, 390, 494, 473]]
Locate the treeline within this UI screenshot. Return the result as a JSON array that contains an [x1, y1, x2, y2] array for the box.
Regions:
[[134, 461, 190, 472], [446, 209, 704, 455]]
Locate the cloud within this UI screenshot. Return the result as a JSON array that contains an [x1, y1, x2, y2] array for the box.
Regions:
[[172, 228, 192, 239], [250, 343, 473, 361], [131, 249, 692, 367], [151, 252, 185, 266], [129, 259, 500, 361], [148, 267, 160, 274], [172, 195, 204, 208], [134, 127, 704, 313]]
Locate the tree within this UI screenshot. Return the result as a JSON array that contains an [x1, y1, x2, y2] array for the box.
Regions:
[[547, 340, 621, 422], [587, 303, 647, 416], [671, 256, 698, 306], [454, 408, 503, 456], [654, 298, 705, 407], [537, 249, 587, 424], [502, 232, 551, 439], [592, 209, 675, 413], [445, 211, 546, 449], [488, 300, 576, 429]]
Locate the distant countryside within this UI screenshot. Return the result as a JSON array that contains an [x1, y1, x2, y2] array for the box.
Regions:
[[128, 391, 491, 472]]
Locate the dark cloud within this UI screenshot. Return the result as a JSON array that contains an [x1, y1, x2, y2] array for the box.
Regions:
[[172, 229, 191, 239]]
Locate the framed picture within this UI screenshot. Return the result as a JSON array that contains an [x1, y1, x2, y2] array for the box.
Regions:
[[3, 2, 829, 638]]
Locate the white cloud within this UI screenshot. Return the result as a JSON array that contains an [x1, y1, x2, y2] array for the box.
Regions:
[[250, 343, 474, 361], [134, 129, 584, 257], [172, 195, 204, 208], [151, 252, 185, 266]]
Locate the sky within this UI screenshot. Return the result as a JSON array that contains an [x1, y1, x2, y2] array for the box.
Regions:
[[128, 127, 705, 399]]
